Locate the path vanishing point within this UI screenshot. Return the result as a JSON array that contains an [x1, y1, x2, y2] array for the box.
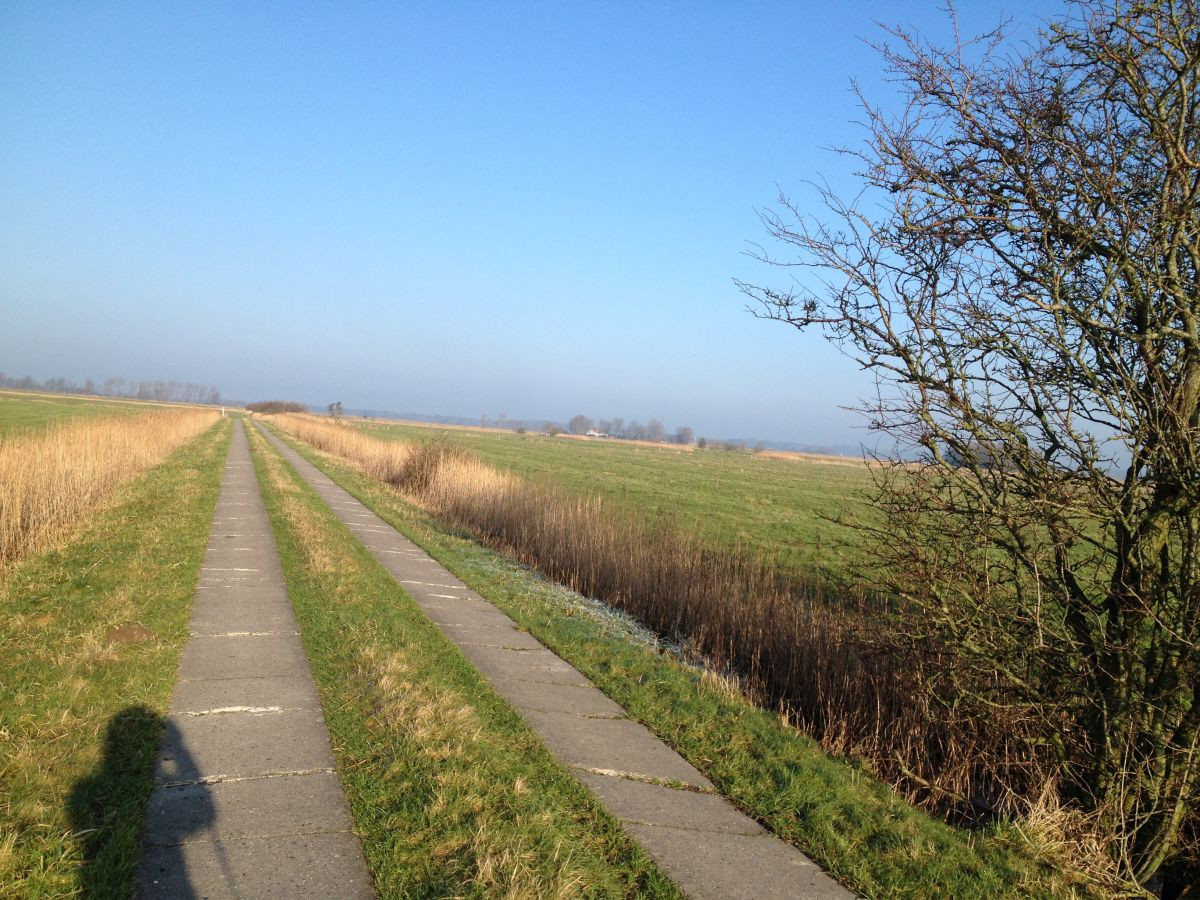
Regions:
[[137, 418, 851, 898]]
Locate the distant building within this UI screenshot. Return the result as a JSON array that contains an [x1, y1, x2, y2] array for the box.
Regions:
[[585, 429, 611, 438]]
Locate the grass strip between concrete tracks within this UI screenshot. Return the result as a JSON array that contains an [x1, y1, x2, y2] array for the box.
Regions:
[[246, 421, 681, 898], [0, 419, 230, 898], [266, 422, 1099, 899]]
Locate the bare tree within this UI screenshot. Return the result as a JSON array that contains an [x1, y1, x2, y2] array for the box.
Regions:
[[569, 414, 592, 435], [675, 425, 695, 445], [740, 0, 1199, 884]]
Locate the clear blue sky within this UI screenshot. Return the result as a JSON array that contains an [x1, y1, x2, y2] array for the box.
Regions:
[[1, 0, 1059, 445]]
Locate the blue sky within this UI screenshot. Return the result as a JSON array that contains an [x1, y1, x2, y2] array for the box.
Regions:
[[1, 1, 1059, 445]]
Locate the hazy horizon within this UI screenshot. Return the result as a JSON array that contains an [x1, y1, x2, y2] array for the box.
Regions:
[[2, 1, 1057, 447]]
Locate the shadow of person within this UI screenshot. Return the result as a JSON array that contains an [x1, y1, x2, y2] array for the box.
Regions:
[[67, 706, 214, 899], [67, 705, 168, 897]]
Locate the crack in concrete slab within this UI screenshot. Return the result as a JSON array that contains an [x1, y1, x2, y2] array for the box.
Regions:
[[191, 631, 301, 637], [181, 705, 295, 717], [507, 676, 593, 688], [158, 767, 335, 789], [572, 766, 718, 794], [146, 826, 357, 848], [621, 817, 765, 837]]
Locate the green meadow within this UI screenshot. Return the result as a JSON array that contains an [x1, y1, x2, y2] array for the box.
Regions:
[[0, 391, 168, 436], [360, 421, 878, 586]]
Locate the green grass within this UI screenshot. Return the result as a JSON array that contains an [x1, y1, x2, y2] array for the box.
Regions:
[[271, 425, 1097, 899], [359, 421, 877, 585], [246, 423, 682, 898], [0, 390, 174, 436], [0, 419, 230, 898]]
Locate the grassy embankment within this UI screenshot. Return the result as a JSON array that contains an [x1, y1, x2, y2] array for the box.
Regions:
[[358, 420, 875, 586], [265, 417, 1094, 898], [245, 421, 680, 897], [0, 415, 230, 897]]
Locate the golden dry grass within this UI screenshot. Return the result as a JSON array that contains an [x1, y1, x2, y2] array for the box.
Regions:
[[268, 413, 413, 483], [0, 409, 220, 571]]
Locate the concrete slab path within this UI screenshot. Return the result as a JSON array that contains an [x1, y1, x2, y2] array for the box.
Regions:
[[137, 420, 374, 898], [257, 422, 852, 900]]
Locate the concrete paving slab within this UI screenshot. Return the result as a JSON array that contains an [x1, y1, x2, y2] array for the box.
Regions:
[[489, 676, 627, 717], [416, 601, 522, 629], [203, 537, 276, 553], [624, 824, 852, 899], [138, 831, 373, 899], [439, 624, 545, 650], [456, 643, 591, 685], [519, 708, 713, 788], [156, 707, 335, 783], [574, 771, 763, 835], [196, 574, 280, 590], [169, 675, 321, 714], [199, 551, 280, 572], [187, 599, 299, 635], [192, 581, 288, 601], [177, 632, 310, 681], [143, 772, 354, 845]]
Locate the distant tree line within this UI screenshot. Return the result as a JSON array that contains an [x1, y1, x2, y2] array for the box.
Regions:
[[479, 410, 767, 451], [0, 372, 221, 405], [695, 437, 765, 453], [246, 400, 309, 414], [563, 414, 696, 445]]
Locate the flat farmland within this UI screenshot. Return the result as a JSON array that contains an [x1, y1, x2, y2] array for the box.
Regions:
[[359, 421, 877, 586], [0, 390, 169, 435]]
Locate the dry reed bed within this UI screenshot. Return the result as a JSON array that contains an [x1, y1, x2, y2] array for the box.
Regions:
[[0, 409, 219, 570], [272, 413, 1052, 821]]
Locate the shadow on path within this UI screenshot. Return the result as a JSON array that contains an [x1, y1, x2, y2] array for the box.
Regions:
[[67, 706, 210, 899]]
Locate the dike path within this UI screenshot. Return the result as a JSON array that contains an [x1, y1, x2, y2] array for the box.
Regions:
[[137, 421, 373, 897], [255, 422, 851, 900]]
